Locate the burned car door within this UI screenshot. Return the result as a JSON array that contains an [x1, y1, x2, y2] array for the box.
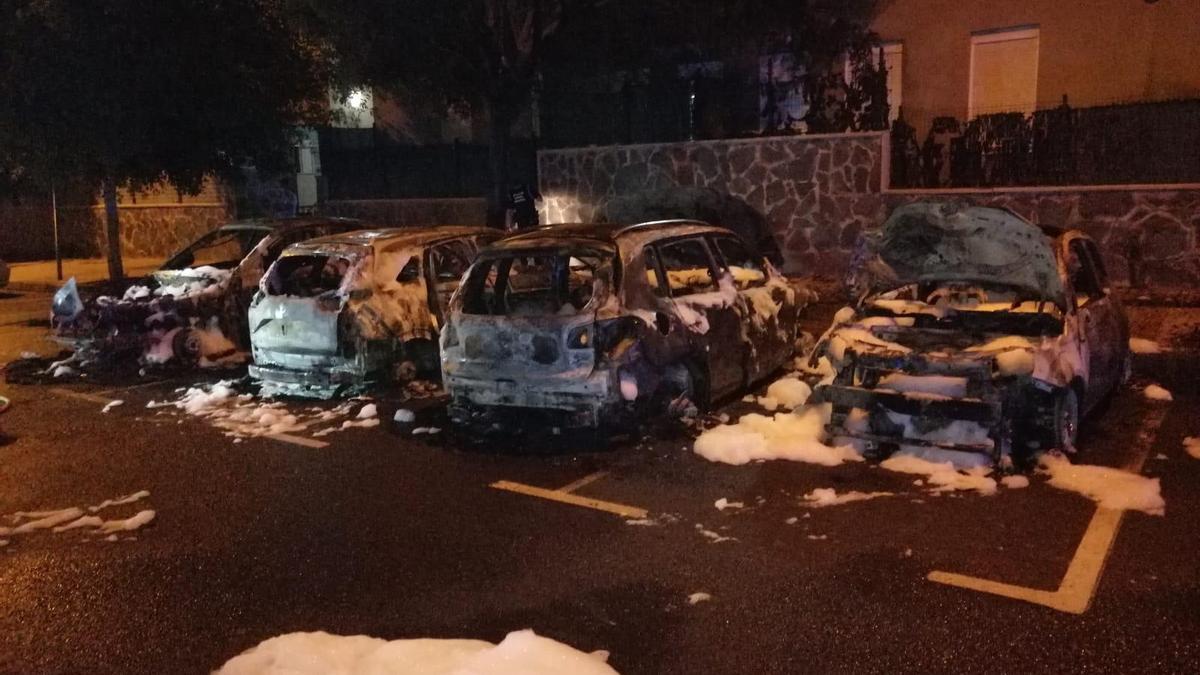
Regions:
[[1065, 237, 1120, 407], [425, 240, 474, 326], [655, 236, 745, 398], [710, 234, 792, 380]]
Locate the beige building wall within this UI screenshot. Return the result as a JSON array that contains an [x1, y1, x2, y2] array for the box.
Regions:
[[871, 0, 1200, 135]]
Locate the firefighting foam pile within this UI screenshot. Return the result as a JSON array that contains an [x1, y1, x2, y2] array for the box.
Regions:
[[214, 629, 619, 675], [0, 490, 155, 546], [1038, 454, 1165, 515], [878, 454, 998, 494], [147, 381, 378, 439], [1128, 337, 1163, 354], [693, 401, 863, 467]]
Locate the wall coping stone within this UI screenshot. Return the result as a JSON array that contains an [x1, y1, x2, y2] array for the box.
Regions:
[[539, 131, 888, 156]]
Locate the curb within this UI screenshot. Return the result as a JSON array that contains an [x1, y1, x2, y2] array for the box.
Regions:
[[4, 281, 61, 294]]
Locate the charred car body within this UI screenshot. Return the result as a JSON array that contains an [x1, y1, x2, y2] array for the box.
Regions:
[[441, 220, 811, 430], [50, 217, 363, 366], [248, 226, 500, 397], [811, 202, 1129, 465]]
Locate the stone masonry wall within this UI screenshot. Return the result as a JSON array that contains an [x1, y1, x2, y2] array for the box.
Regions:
[[538, 133, 887, 277], [538, 133, 1200, 287], [0, 203, 233, 262]]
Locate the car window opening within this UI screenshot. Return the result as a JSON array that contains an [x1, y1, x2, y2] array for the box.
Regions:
[[266, 254, 354, 297], [463, 251, 611, 317]]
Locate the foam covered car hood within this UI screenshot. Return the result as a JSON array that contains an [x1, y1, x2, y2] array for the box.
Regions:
[[858, 202, 1065, 307]]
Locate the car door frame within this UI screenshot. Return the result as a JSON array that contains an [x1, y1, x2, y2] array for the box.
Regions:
[[1062, 233, 1117, 410], [707, 232, 792, 381], [650, 234, 748, 399]]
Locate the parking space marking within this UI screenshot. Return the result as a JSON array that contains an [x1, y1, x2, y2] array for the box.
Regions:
[[928, 406, 1167, 615], [490, 480, 648, 519], [265, 433, 330, 449], [49, 387, 118, 405], [558, 471, 609, 493]]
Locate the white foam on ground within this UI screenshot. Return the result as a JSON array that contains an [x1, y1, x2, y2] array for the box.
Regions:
[[880, 453, 998, 495], [802, 488, 894, 507], [101, 400, 125, 413], [687, 592, 712, 605], [1185, 437, 1200, 460], [713, 498, 743, 511], [693, 404, 862, 467], [155, 382, 369, 439], [89, 490, 151, 513], [2, 492, 156, 540], [214, 629, 618, 675], [1143, 384, 1173, 402], [1039, 454, 1165, 515], [1129, 338, 1163, 354], [1001, 475, 1030, 489], [393, 409, 416, 423], [756, 377, 812, 411]]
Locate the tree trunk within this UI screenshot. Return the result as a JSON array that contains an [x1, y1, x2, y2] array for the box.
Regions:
[[102, 175, 125, 280], [486, 100, 512, 229]]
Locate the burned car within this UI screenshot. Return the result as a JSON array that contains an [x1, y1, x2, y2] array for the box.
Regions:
[[248, 226, 500, 397], [441, 220, 811, 430], [811, 202, 1129, 466], [50, 217, 362, 366]]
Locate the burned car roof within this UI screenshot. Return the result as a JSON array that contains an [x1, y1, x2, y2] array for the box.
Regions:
[[288, 225, 496, 253], [858, 203, 1066, 307], [487, 220, 733, 251]]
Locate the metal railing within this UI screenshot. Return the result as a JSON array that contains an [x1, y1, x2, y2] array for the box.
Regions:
[[889, 98, 1200, 189]]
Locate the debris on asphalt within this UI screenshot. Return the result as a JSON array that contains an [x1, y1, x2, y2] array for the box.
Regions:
[[100, 399, 124, 413], [802, 487, 894, 507], [1143, 384, 1173, 401], [393, 408, 415, 423], [713, 498, 743, 511], [1039, 454, 1165, 514], [214, 628, 619, 675], [412, 427, 441, 435], [687, 592, 712, 605], [695, 524, 738, 544]]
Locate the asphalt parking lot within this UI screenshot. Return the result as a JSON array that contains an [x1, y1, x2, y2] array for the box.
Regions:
[[1, 290, 1199, 674]]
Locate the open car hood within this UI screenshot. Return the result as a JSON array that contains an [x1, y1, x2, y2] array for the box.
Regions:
[[857, 202, 1065, 308]]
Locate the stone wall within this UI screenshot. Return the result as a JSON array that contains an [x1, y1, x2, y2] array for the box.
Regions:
[[538, 132, 887, 277], [0, 203, 233, 262], [323, 198, 487, 227], [884, 188, 1200, 287], [538, 133, 1200, 287]]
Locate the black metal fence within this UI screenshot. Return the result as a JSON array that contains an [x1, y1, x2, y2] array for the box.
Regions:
[[317, 128, 537, 201], [889, 98, 1200, 189]]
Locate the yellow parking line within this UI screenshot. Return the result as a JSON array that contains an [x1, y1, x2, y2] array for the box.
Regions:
[[266, 433, 329, 449], [490, 480, 648, 519], [928, 406, 1167, 615], [558, 470, 609, 493]]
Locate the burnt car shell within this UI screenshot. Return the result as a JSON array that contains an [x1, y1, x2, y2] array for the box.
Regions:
[[441, 221, 812, 430], [247, 226, 499, 397], [50, 217, 363, 364], [812, 201, 1129, 465]]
